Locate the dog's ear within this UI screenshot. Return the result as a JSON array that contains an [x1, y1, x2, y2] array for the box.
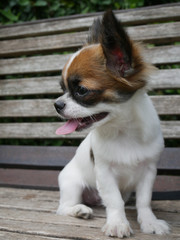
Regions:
[[101, 10, 133, 78], [87, 18, 102, 44]]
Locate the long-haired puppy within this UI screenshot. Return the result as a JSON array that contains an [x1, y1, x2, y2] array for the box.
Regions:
[[54, 10, 169, 238]]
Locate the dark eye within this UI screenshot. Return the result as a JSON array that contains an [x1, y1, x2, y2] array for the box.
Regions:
[[76, 86, 89, 97]]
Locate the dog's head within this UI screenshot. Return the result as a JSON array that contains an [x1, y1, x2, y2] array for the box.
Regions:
[[54, 10, 152, 135]]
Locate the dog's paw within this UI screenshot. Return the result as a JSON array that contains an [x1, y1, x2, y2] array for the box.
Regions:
[[57, 204, 93, 219], [72, 204, 93, 219], [102, 220, 133, 238], [140, 219, 170, 235]]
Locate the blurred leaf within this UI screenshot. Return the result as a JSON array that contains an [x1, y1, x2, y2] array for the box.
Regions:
[[102, 0, 112, 5], [49, 2, 60, 12], [34, 0, 47, 7], [19, 0, 30, 6], [91, 0, 99, 4], [82, 6, 90, 14], [0, 9, 18, 21]]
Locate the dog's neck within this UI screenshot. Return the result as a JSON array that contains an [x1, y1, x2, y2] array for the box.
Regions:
[[93, 88, 147, 140]]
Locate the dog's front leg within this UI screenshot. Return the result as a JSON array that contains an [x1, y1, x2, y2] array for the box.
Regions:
[[136, 163, 170, 235], [95, 162, 133, 238]]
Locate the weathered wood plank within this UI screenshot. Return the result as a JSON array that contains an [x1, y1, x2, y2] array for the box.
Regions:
[[0, 121, 179, 139], [0, 45, 179, 75], [0, 205, 179, 239], [0, 187, 59, 212], [0, 146, 76, 169], [0, 31, 86, 57], [0, 208, 104, 228], [0, 69, 179, 97], [0, 53, 71, 75], [150, 69, 180, 90], [151, 95, 180, 115], [161, 121, 180, 139], [0, 206, 179, 229], [0, 146, 179, 171], [0, 231, 64, 240], [0, 217, 178, 240], [0, 186, 59, 202], [0, 168, 180, 193], [151, 201, 180, 213], [1, 22, 179, 57], [0, 4, 179, 39], [0, 187, 179, 239], [0, 122, 87, 139], [127, 21, 180, 44], [0, 187, 179, 213], [0, 169, 59, 191], [0, 96, 179, 117], [0, 76, 61, 96], [0, 218, 109, 240]]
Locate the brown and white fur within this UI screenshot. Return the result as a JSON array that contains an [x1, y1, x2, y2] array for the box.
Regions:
[[54, 10, 169, 238]]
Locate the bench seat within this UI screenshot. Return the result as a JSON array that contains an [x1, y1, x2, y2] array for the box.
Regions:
[[0, 3, 179, 240]]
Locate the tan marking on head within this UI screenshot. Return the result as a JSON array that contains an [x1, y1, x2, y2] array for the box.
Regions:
[[62, 41, 152, 105]]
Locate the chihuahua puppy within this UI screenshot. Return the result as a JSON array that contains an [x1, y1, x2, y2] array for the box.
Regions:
[[54, 10, 169, 238]]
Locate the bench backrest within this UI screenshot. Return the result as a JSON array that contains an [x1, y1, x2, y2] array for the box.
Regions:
[[0, 3, 180, 198]]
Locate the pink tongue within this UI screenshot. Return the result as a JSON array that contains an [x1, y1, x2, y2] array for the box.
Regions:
[[56, 119, 79, 135]]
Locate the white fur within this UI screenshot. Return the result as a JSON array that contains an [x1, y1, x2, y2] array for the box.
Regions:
[[56, 89, 170, 238]]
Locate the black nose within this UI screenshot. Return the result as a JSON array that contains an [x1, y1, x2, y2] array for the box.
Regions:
[[54, 100, 66, 113]]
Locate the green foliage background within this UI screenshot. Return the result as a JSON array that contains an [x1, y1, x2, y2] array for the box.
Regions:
[[0, 0, 179, 25]]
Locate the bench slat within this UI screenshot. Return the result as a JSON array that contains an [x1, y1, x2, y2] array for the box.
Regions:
[[0, 121, 179, 139], [0, 146, 179, 171], [0, 4, 179, 40], [1, 22, 179, 57], [0, 76, 61, 96], [0, 69, 179, 97], [0, 45, 179, 75], [150, 69, 180, 90], [0, 96, 179, 117], [0, 168, 179, 194]]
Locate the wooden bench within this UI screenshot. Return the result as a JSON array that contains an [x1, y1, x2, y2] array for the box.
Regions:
[[0, 3, 179, 240]]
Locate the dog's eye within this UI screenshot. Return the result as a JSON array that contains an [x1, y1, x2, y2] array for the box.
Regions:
[[76, 86, 89, 97]]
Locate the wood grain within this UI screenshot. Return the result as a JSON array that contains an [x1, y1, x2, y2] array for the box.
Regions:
[[0, 187, 179, 211], [0, 121, 179, 139], [0, 4, 179, 39], [0, 45, 179, 75], [0, 232, 63, 240], [0, 76, 62, 96], [0, 187, 179, 239], [0, 96, 179, 117], [1, 22, 179, 57], [0, 211, 178, 240]]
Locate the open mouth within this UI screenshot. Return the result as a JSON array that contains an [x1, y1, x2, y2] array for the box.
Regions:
[[56, 112, 109, 135]]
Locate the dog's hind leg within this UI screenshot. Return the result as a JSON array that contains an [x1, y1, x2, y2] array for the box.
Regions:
[[56, 161, 93, 219]]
